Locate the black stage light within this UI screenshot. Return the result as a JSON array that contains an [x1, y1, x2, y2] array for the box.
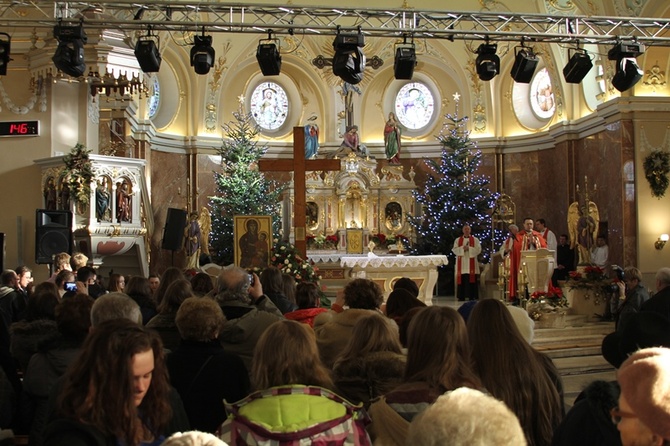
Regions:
[[332, 31, 365, 84], [52, 25, 87, 78], [608, 42, 644, 92], [394, 46, 416, 80], [510, 47, 539, 84], [0, 33, 10, 76], [256, 42, 281, 76], [134, 38, 162, 73], [190, 34, 215, 75], [563, 49, 592, 84], [475, 43, 499, 81]]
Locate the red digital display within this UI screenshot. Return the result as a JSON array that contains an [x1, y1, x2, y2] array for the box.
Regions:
[[0, 120, 39, 136]]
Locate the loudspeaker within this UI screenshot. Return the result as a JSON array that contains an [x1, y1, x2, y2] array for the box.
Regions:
[[35, 210, 73, 264], [510, 49, 538, 84], [162, 208, 187, 251], [0, 232, 5, 271]]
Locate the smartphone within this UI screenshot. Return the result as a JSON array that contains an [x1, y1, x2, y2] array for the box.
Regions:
[[64, 281, 78, 292]]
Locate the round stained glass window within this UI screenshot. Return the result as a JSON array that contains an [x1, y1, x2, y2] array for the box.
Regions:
[[394, 82, 434, 130], [250, 82, 289, 131], [529, 68, 555, 119], [147, 77, 160, 119]]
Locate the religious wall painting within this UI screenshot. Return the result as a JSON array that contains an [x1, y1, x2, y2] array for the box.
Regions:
[[234, 215, 272, 269], [384, 201, 403, 232], [306, 201, 319, 231], [249, 81, 288, 131], [394, 81, 434, 131]]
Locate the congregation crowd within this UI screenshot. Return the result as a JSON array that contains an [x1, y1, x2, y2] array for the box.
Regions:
[[1, 250, 670, 446]]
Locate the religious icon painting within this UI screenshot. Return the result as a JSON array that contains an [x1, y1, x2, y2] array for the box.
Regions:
[[249, 81, 289, 131], [234, 215, 272, 269]]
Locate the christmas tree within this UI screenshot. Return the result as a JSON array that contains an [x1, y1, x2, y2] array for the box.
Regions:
[[209, 102, 285, 264], [409, 99, 498, 266]]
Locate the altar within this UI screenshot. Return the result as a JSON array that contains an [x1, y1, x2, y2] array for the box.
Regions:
[[340, 255, 449, 305]]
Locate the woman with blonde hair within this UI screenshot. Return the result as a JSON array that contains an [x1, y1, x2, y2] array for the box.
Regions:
[[333, 313, 405, 407], [251, 319, 333, 391], [368, 306, 481, 446], [219, 320, 371, 444], [467, 299, 563, 446]]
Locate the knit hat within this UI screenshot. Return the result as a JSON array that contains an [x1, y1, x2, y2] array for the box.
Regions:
[[617, 347, 670, 440], [601, 311, 670, 368]]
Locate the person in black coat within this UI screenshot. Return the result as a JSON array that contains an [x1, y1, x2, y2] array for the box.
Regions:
[[641, 267, 670, 320], [167, 297, 250, 433]]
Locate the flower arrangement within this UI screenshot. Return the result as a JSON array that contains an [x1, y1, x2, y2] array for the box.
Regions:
[[566, 265, 612, 302], [271, 238, 321, 283], [644, 150, 670, 198], [527, 284, 568, 321], [62, 143, 94, 205], [371, 232, 387, 248], [306, 233, 339, 250]]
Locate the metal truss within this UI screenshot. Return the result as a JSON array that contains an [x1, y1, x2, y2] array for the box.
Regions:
[[1, 1, 670, 47]]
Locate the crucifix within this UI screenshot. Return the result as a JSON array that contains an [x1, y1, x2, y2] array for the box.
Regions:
[[259, 126, 341, 258]]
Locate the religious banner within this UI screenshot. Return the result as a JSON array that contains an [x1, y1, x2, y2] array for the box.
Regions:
[[234, 215, 272, 269]]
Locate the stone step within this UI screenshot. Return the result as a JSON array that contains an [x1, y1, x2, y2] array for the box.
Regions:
[[562, 370, 616, 406], [542, 345, 603, 359], [553, 354, 613, 375]]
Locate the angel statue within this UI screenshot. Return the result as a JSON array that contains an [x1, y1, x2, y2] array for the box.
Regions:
[[198, 206, 212, 257], [567, 201, 600, 265]]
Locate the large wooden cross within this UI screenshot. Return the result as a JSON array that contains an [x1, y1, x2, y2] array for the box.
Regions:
[[259, 127, 341, 258]]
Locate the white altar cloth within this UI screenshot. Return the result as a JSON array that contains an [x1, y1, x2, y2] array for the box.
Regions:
[[340, 255, 449, 304]]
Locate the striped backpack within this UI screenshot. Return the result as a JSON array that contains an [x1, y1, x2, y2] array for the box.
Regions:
[[220, 385, 371, 446]]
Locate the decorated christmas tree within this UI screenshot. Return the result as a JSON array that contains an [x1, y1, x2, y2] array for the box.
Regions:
[[209, 101, 285, 265], [409, 98, 498, 267]]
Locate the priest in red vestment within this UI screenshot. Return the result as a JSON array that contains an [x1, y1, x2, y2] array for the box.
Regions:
[[512, 218, 547, 301]]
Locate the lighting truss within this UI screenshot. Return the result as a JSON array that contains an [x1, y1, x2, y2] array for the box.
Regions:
[[0, 2, 669, 47]]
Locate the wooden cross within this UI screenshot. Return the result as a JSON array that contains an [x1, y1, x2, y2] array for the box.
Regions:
[[259, 126, 341, 258]]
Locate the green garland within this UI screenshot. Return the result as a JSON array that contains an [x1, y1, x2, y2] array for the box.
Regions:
[[62, 143, 94, 205], [644, 150, 670, 198]]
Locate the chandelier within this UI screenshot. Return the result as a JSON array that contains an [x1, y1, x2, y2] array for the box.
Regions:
[[85, 67, 148, 100]]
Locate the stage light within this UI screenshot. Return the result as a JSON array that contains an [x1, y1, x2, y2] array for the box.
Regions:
[[510, 46, 538, 84], [394, 45, 416, 80], [332, 29, 365, 85], [563, 48, 592, 84], [0, 33, 10, 76], [475, 43, 499, 81], [608, 41, 644, 92], [52, 25, 87, 78], [256, 39, 281, 76], [190, 33, 214, 75], [134, 36, 161, 73]]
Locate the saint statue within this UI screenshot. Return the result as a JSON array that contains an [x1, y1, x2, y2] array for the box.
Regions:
[[44, 178, 57, 210], [304, 122, 319, 159], [95, 178, 111, 222], [384, 112, 402, 164], [116, 180, 133, 223], [184, 212, 201, 269]]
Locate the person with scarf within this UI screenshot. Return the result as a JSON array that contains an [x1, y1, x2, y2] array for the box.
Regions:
[[452, 225, 481, 301]]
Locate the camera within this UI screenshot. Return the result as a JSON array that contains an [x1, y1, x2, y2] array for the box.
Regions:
[[609, 265, 624, 292], [64, 282, 77, 292], [248, 273, 255, 286]]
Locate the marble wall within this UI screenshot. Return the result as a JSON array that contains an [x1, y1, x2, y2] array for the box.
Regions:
[[148, 120, 636, 273]]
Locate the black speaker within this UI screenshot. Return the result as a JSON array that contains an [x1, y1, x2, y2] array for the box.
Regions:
[[256, 43, 281, 76], [35, 209, 73, 264], [510, 49, 539, 84], [563, 51, 592, 84], [0, 232, 5, 271], [162, 208, 187, 251], [394, 47, 416, 80]]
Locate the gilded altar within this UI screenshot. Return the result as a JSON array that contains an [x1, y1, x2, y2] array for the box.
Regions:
[[283, 153, 418, 253]]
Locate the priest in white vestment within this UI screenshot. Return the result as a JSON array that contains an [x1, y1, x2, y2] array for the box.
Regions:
[[452, 225, 482, 301]]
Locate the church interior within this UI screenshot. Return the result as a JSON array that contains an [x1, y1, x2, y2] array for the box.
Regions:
[[0, 0, 669, 287]]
